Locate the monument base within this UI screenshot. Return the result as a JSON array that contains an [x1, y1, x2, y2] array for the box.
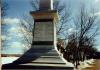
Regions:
[[2, 45, 74, 70]]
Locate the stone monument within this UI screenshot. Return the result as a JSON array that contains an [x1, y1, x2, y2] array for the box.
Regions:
[[2, 0, 74, 69], [29, 0, 74, 69]]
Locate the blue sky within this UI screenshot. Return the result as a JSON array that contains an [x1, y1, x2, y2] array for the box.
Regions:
[[3, 0, 33, 18], [1, 0, 100, 54]]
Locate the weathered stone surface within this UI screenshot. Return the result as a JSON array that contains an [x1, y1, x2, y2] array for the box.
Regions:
[[34, 22, 53, 41], [2, 45, 74, 69]]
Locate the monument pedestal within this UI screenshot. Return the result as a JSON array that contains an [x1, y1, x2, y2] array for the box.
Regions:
[[2, 46, 73, 70]]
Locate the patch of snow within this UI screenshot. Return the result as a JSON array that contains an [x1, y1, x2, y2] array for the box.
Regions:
[[79, 59, 95, 69], [1, 57, 19, 64]]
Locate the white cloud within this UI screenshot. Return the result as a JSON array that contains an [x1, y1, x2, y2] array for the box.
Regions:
[[8, 27, 24, 33], [10, 42, 30, 49], [94, 11, 100, 16], [68, 28, 74, 33], [10, 42, 24, 48], [17, 34, 23, 38], [95, 0, 100, 3], [1, 35, 12, 41], [96, 45, 100, 51], [3, 18, 20, 24], [9, 27, 19, 33], [9, 27, 32, 36], [68, 28, 77, 34], [98, 48, 100, 51], [1, 35, 6, 41]]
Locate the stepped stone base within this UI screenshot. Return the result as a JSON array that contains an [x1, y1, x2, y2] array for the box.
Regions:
[[2, 45, 74, 70]]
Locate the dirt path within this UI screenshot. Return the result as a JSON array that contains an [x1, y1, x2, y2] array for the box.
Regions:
[[95, 59, 100, 70], [75, 59, 100, 70]]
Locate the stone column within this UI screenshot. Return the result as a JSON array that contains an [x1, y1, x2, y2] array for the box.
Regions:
[[30, 10, 58, 49], [39, 0, 53, 10], [30, 0, 58, 49]]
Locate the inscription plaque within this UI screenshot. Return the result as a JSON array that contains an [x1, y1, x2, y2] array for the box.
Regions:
[[34, 22, 53, 41]]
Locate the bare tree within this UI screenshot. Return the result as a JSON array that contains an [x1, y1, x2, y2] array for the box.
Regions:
[[1, 1, 8, 17], [64, 5, 99, 68], [17, 0, 39, 52], [75, 5, 99, 62], [18, 15, 34, 51], [1, 1, 9, 51], [54, 0, 72, 37], [30, 0, 39, 11]]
